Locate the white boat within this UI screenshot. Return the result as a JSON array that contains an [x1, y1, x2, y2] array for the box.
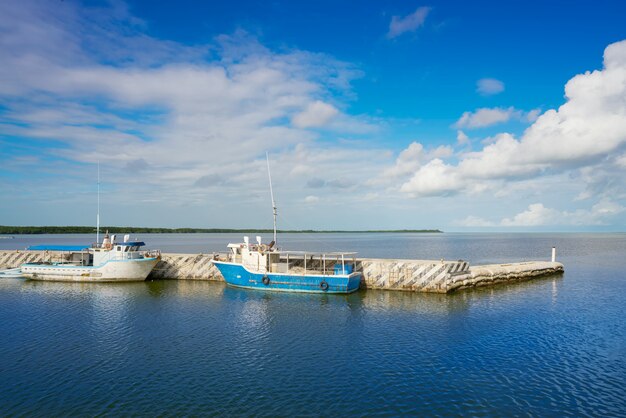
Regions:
[[21, 233, 160, 282], [0, 267, 24, 278]]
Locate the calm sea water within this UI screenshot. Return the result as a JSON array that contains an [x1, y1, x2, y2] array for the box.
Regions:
[[0, 233, 625, 416]]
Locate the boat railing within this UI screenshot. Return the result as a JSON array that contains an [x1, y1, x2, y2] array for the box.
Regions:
[[273, 251, 359, 276]]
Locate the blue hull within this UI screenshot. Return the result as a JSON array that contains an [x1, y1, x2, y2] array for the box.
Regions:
[[212, 261, 362, 294]]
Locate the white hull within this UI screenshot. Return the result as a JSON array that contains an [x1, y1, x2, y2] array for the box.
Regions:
[[21, 257, 159, 282], [0, 267, 24, 278]]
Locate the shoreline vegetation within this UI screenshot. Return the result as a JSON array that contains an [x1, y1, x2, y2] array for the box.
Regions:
[[0, 226, 442, 234]]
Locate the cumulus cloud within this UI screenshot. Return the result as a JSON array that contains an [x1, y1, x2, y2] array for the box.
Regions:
[[374, 142, 453, 185], [457, 201, 625, 227], [456, 130, 470, 145], [0, 0, 382, 216], [500, 203, 561, 226], [454, 107, 520, 129], [292, 100, 339, 128], [0, 0, 408, 232], [476, 78, 504, 95], [399, 158, 464, 196], [401, 39, 626, 200], [454, 107, 542, 129], [526, 108, 541, 122], [380, 142, 426, 180], [387, 7, 431, 39]]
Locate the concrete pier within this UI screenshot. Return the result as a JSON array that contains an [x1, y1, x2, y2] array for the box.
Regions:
[[0, 250, 564, 293]]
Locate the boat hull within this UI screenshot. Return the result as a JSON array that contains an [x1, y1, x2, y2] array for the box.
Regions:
[[212, 261, 362, 294], [21, 257, 159, 282], [0, 268, 24, 278]]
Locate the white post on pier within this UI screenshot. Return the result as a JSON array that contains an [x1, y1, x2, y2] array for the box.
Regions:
[[551, 247, 556, 262]]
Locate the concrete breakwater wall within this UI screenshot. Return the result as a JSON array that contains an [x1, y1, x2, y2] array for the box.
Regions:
[[0, 250, 564, 293], [357, 258, 563, 292]]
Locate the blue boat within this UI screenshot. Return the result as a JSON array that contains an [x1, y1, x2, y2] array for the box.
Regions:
[[212, 237, 362, 294], [212, 152, 362, 294]]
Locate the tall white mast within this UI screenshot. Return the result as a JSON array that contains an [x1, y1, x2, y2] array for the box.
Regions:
[[96, 161, 100, 245], [266, 152, 277, 244]]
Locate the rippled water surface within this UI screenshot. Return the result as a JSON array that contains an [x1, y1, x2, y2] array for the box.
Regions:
[[0, 233, 625, 416]]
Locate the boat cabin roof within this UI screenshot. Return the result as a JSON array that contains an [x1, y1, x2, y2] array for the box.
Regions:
[[28, 245, 89, 251], [119, 241, 145, 247], [28, 242, 145, 251], [226, 243, 356, 256]]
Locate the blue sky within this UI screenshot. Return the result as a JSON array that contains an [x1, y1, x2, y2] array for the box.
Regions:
[[1, 0, 625, 231]]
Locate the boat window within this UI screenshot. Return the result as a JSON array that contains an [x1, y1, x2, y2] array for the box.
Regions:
[[116, 246, 121, 251]]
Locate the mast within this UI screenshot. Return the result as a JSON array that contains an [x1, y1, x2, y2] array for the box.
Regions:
[[96, 161, 100, 245], [266, 152, 277, 244]]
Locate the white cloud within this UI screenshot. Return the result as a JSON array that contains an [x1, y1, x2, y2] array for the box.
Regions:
[[454, 107, 519, 129], [454, 107, 542, 129], [2, 1, 625, 231], [292, 100, 339, 128], [304, 195, 320, 204], [456, 130, 470, 145], [476, 78, 504, 95], [375, 142, 453, 185], [500, 203, 560, 226], [0, 2, 372, 185], [457, 201, 625, 227], [387, 7, 431, 39], [501, 201, 625, 226], [526, 108, 542, 122], [378, 142, 424, 181], [400, 39, 626, 200], [0, 0, 396, 229], [399, 159, 464, 197]]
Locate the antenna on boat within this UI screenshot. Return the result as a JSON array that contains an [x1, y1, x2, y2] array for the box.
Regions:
[[266, 152, 277, 245], [96, 161, 100, 245]]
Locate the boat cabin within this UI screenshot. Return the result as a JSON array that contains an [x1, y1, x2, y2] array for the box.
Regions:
[[92, 234, 148, 266], [226, 236, 357, 276], [228, 236, 279, 274]]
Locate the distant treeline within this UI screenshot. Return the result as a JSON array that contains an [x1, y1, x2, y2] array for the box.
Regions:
[[0, 226, 443, 234]]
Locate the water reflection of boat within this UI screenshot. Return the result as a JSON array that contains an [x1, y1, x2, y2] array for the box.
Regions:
[[0, 236, 14, 239], [21, 233, 160, 282]]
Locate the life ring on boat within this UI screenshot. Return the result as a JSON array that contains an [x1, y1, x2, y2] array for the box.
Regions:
[[262, 275, 270, 285], [320, 281, 329, 291]]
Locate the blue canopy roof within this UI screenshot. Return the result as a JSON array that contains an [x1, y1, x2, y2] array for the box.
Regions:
[[28, 245, 89, 251], [119, 241, 145, 246]]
